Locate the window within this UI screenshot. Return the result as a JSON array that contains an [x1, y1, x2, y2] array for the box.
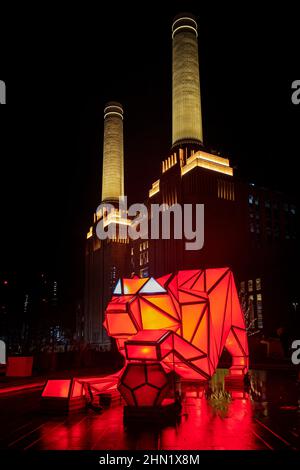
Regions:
[[255, 278, 261, 291], [140, 251, 149, 266], [131, 248, 134, 256], [249, 195, 254, 204], [248, 294, 255, 323], [240, 281, 245, 292], [256, 294, 263, 329], [218, 180, 235, 201], [248, 280, 253, 292], [140, 241, 149, 252]]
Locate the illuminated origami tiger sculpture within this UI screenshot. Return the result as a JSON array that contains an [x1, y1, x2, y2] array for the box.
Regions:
[[104, 268, 249, 383]]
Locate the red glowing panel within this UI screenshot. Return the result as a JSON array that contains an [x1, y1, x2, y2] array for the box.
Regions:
[[106, 301, 128, 312], [118, 363, 168, 407], [106, 312, 137, 336], [178, 270, 200, 287], [160, 333, 174, 358], [192, 309, 208, 353], [129, 298, 143, 328], [156, 273, 172, 287], [132, 329, 168, 342], [71, 380, 83, 398], [6, 356, 33, 377], [134, 384, 160, 406], [42, 379, 71, 398], [116, 338, 126, 351], [126, 344, 158, 360]]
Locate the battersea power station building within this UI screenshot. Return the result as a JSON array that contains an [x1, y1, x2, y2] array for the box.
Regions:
[[83, 14, 297, 349]]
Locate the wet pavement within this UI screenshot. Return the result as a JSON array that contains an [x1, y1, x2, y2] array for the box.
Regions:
[[0, 369, 299, 450]]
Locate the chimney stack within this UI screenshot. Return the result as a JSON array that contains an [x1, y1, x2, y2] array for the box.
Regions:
[[172, 14, 203, 149], [101, 102, 124, 202]]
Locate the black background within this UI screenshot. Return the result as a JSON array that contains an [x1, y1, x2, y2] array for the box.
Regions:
[[0, 1, 299, 315]]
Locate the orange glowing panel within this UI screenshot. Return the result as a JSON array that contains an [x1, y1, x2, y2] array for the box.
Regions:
[[139, 298, 179, 330], [145, 295, 179, 319], [71, 380, 84, 398], [181, 304, 204, 342], [123, 278, 148, 294], [106, 312, 137, 336], [42, 379, 71, 398]]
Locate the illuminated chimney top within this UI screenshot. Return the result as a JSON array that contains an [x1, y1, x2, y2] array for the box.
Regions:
[[172, 13, 203, 149], [101, 102, 124, 202]]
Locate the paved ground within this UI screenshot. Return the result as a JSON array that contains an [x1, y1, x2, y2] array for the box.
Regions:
[[0, 369, 299, 450]]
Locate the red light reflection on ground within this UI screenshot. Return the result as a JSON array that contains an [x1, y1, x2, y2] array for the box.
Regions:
[[29, 393, 267, 450]]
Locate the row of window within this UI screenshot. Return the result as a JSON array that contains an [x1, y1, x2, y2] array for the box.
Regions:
[[162, 189, 178, 207], [248, 293, 263, 329], [240, 278, 261, 293], [217, 179, 235, 201], [139, 241, 149, 252], [240, 279, 263, 330], [249, 195, 296, 215], [249, 195, 297, 240]]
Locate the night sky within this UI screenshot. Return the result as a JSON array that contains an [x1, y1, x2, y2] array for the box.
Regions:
[[0, 2, 299, 313]]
